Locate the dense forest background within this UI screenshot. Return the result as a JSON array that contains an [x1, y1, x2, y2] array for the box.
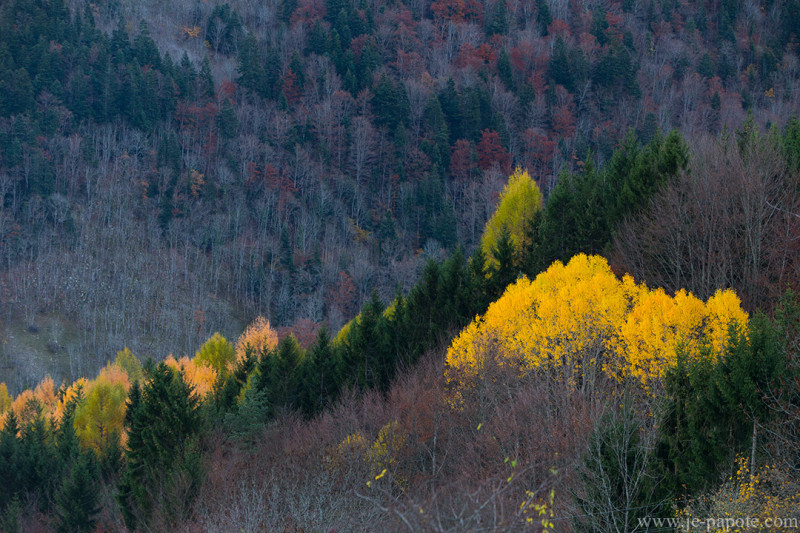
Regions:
[[0, 0, 798, 392]]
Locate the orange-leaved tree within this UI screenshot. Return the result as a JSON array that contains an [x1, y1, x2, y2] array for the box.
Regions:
[[235, 316, 278, 361]]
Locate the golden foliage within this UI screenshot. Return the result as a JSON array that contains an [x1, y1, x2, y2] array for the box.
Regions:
[[367, 420, 407, 475], [480, 168, 542, 267], [165, 355, 217, 397], [53, 377, 89, 421], [679, 456, 800, 532], [33, 376, 58, 413], [10, 389, 38, 427], [8, 377, 59, 427], [446, 254, 748, 387], [235, 316, 279, 361]]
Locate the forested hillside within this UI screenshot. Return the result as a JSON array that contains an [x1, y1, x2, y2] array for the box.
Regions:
[[1, 121, 799, 530], [2, 0, 800, 529], [2, 0, 800, 391]]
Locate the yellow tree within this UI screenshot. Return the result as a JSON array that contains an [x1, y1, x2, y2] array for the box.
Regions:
[[235, 317, 278, 361], [446, 254, 748, 390], [165, 355, 217, 397]]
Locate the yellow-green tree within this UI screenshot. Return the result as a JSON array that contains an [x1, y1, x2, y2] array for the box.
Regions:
[[195, 332, 236, 376], [74, 366, 129, 452], [480, 167, 542, 268], [0, 383, 11, 414], [114, 347, 144, 383]]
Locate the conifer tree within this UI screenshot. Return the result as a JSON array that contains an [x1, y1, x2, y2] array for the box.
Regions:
[[55, 453, 101, 533], [0, 411, 20, 510], [488, 225, 518, 300], [298, 325, 339, 417], [117, 364, 202, 529], [56, 391, 81, 465], [271, 334, 304, 408]]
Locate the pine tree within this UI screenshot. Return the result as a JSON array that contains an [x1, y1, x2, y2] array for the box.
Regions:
[[272, 334, 304, 409], [236, 34, 265, 96], [656, 314, 784, 501], [56, 391, 82, 465], [18, 415, 60, 509], [488, 225, 517, 299], [497, 49, 514, 89], [199, 57, 215, 99], [117, 364, 202, 529], [0, 411, 20, 510], [55, 454, 101, 533], [0, 495, 21, 533], [298, 325, 339, 417], [341, 292, 390, 391]]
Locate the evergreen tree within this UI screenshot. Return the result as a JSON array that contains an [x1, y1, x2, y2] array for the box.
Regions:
[[536, 0, 552, 34], [199, 57, 215, 99], [55, 454, 101, 533], [402, 260, 441, 363], [485, 0, 509, 35], [271, 334, 304, 408], [488, 225, 518, 299], [372, 74, 409, 130], [117, 364, 202, 529], [0, 495, 21, 533], [497, 48, 514, 89], [341, 292, 391, 391], [18, 415, 60, 510], [56, 391, 82, 465], [0, 411, 20, 510], [423, 95, 450, 171], [236, 34, 266, 96], [298, 325, 339, 417], [656, 314, 784, 501]]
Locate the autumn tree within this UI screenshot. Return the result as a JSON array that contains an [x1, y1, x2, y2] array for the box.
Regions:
[[235, 316, 279, 361], [195, 332, 236, 376], [476, 129, 511, 174], [74, 365, 129, 453], [480, 167, 542, 271], [447, 254, 747, 390]]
